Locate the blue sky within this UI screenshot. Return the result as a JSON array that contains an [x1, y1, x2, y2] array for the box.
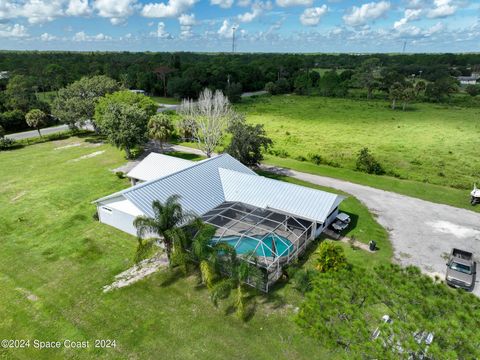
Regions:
[[0, 0, 479, 52]]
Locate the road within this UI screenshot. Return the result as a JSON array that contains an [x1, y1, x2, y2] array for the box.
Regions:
[[168, 144, 480, 295], [6, 124, 69, 140]]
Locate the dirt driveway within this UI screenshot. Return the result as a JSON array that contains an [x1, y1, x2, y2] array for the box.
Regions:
[[261, 165, 480, 296]]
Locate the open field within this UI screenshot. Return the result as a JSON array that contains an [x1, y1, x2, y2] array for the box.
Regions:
[[0, 136, 389, 359], [232, 95, 480, 211]]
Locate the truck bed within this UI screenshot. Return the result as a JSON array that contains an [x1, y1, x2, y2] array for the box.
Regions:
[[452, 248, 473, 261]]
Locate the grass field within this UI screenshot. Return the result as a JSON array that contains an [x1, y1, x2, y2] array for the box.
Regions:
[[0, 136, 389, 359], [232, 95, 480, 211], [150, 96, 181, 105]]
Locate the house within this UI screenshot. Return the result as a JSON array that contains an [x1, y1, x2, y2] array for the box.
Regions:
[[126, 153, 193, 185], [0, 71, 9, 80], [457, 74, 479, 85], [129, 89, 146, 94], [95, 153, 344, 291]]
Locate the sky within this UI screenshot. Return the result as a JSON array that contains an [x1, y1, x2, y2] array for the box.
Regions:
[[0, 0, 479, 53]]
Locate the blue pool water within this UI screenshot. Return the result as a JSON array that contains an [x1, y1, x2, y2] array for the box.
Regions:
[[212, 234, 293, 257]]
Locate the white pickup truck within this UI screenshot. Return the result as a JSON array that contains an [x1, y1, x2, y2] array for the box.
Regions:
[[471, 184, 480, 205]]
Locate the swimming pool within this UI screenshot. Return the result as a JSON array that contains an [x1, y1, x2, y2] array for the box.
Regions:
[[212, 234, 293, 257]]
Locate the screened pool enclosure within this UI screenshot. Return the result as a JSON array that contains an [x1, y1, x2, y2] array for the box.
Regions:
[[201, 201, 315, 292]]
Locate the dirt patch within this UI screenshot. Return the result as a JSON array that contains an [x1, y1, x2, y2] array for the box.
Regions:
[[15, 287, 39, 302], [70, 151, 105, 162], [10, 191, 27, 202], [426, 220, 480, 239], [54, 143, 82, 150], [103, 254, 168, 292]]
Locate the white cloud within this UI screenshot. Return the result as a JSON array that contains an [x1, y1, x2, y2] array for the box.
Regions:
[[218, 19, 237, 38], [210, 0, 233, 9], [237, 1, 271, 23], [393, 8, 422, 29], [21, 0, 64, 24], [0, 23, 28, 37], [237, 0, 251, 6], [276, 0, 312, 7], [300, 5, 328, 26], [66, 0, 92, 16], [73, 30, 112, 41], [427, 0, 457, 18], [141, 0, 197, 18], [179, 13, 195, 38], [40, 32, 57, 41], [93, 0, 137, 24], [343, 1, 390, 27], [150, 21, 173, 38]]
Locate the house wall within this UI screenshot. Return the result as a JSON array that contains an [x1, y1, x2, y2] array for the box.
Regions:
[[314, 206, 339, 237], [97, 204, 138, 236]]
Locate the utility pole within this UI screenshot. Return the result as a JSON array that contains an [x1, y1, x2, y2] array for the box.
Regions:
[[402, 40, 407, 53], [232, 26, 237, 53]]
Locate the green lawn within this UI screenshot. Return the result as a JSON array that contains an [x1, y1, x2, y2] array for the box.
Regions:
[[0, 136, 390, 359], [150, 96, 181, 105], [233, 95, 480, 212]]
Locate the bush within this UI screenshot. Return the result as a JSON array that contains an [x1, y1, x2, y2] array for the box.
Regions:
[[356, 147, 385, 175], [308, 153, 323, 165], [0, 137, 17, 150], [269, 149, 289, 158], [115, 171, 125, 179], [315, 241, 348, 273], [292, 269, 315, 294], [465, 84, 480, 97]]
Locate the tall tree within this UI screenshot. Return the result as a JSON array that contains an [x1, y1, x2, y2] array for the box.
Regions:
[[353, 58, 381, 99], [178, 88, 236, 158], [52, 75, 120, 129], [5, 75, 37, 112], [95, 102, 148, 158], [25, 109, 47, 136], [148, 113, 174, 150], [133, 195, 196, 266], [0, 124, 5, 138], [226, 115, 272, 167], [389, 82, 404, 110]]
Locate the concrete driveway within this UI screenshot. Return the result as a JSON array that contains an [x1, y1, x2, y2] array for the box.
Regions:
[[260, 165, 480, 296]]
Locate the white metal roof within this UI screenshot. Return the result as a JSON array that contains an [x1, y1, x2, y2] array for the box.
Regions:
[[126, 152, 194, 182], [96, 153, 344, 224], [219, 168, 344, 223], [107, 199, 145, 216]]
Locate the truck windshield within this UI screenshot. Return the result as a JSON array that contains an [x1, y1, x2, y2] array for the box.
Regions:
[[450, 262, 472, 274]]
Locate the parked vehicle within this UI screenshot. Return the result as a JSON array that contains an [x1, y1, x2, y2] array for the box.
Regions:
[[331, 212, 351, 232], [471, 184, 480, 205], [445, 248, 476, 291]]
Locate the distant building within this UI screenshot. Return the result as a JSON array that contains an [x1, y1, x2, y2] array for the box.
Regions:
[[129, 89, 146, 94], [457, 73, 479, 85], [0, 71, 9, 80]]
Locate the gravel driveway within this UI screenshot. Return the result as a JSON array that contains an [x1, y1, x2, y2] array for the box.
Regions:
[[260, 165, 480, 296]]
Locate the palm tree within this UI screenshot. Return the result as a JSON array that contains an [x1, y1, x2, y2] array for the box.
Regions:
[[133, 195, 195, 265], [210, 249, 263, 320], [148, 113, 174, 150]]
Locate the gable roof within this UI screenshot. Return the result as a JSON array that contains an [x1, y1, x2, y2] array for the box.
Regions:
[[127, 152, 194, 182], [96, 153, 344, 224], [219, 168, 344, 223]]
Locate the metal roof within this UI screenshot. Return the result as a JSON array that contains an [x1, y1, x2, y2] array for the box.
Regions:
[[219, 168, 344, 223], [126, 152, 194, 182], [96, 153, 344, 224], [96, 153, 257, 218]]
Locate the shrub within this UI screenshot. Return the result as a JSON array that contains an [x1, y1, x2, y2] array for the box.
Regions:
[[0, 137, 17, 150], [356, 147, 385, 175], [115, 171, 125, 179], [308, 153, 323, 165], [292, 269, 315, 294], [269, 149, 289, 158], [315, 242, 348, 273]]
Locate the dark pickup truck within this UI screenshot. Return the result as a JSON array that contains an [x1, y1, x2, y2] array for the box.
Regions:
[[445, 248, 476, 291]]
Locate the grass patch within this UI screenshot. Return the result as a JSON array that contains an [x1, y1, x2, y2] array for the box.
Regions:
[[237, 95, 480, 190], [0, 136, 390, 359], [150, 96, 181, 105]]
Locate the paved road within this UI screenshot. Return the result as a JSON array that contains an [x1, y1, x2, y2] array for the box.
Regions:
[[168, 144, 480, 295], [6, 125, 70, 140]]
